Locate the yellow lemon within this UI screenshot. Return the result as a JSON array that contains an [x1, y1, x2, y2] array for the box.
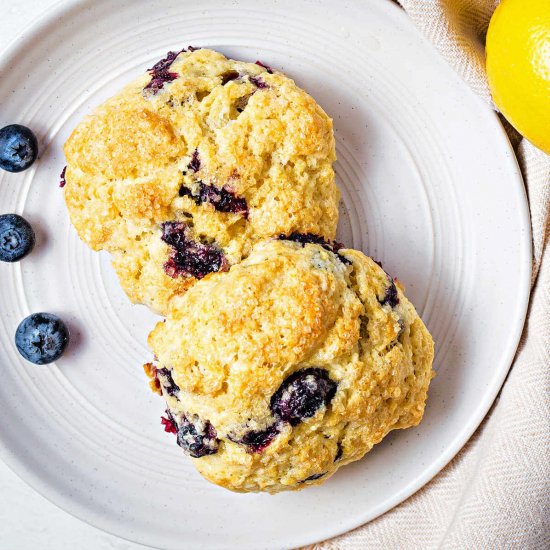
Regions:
[[486, 0, 550, 153]]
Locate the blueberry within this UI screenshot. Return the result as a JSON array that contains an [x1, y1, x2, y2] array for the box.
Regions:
[[176, 414, 218, 458], [255, 60, 274, 74], [161, 410, 178, 434], [228, 422, 281, 453], [156, 367, 180, 396], [187, 149, 201, 172], [0, 125, 38, 173], [161, 221, 228, 279], [249, 75, 268, 89], [144, 49, 186, 94], [148, 49, 183, 73], [59, 166, 67, 188], [0, 214, 35, 262], [179, 182, 248, 218], [300, 472, 326, 483], [270, 368, 337, 426], [379, 276, 399, 308], [278, 233, 351, 265], [15, 312, 70, 365]]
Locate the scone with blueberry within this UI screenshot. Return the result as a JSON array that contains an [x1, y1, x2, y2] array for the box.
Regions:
[[63, 47, 338, 314], [146, 236, 434, 493]]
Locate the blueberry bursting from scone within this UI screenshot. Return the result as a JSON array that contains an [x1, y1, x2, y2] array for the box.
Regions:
[[63, 47, 340, 315], [146, 238, 434, 493], [147, 361, 338, 459]]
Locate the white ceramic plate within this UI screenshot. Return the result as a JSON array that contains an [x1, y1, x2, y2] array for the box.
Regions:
[[0, 0, 531, 548]]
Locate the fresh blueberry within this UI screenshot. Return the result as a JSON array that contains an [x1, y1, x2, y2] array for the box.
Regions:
[[176, 414, 219, 458], [0, 125, 38, 173], [0, 213, 35, 262], [270, 368, 337, 426], [15, 312, 70, 365]]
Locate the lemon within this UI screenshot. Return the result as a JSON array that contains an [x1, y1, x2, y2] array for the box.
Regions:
[[486, 0, 550, 153]]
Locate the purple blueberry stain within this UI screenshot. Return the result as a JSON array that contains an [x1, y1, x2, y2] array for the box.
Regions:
[[176, 414, 219, 458], [300, 472, 326, 483], [379, 276, 399, 308], [229, 422, 281, 453], [161, 411, 177, 434], [187, 149, 201, 172], [249, 75, 268, 89], [369, 259, 399, 308], [148, 50, 181, 73], [270, 368, 337, 426], [156, 367, 180, 396], [144, 71, 178, 94], [278, 233, 351, 265], [335, 442, 343, 462], [179, 182, 248, 218], [161, 221, 228, 279], [59, 166, 67, 188], [255, 60, 274, 74], [144, 48, 185, 94], [279, 232, 343, 252]]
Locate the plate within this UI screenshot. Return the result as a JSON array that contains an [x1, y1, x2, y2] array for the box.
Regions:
[[0, 0, 531, 548]]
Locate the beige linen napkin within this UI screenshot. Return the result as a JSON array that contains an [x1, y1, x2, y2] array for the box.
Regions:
[[306, 1, 550, 548]]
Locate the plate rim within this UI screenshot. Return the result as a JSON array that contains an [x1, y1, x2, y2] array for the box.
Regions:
[[0, 0, 533, 548]]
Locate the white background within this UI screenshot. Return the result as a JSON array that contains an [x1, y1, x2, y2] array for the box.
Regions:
[[0, 1, 146, 548]]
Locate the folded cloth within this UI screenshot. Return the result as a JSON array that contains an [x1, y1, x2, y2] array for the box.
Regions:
[[306, 1, 550, 548]]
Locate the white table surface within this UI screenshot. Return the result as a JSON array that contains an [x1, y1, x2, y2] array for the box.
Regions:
[[0, 1, 148, 548]]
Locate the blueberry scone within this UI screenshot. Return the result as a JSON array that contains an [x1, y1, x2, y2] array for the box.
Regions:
[[63, 48, 338, 314], [146, 236, 434, 493]]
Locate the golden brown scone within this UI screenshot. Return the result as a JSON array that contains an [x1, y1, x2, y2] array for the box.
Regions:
[[63, 48, 338, 314], [147, 236, 435, 493]]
